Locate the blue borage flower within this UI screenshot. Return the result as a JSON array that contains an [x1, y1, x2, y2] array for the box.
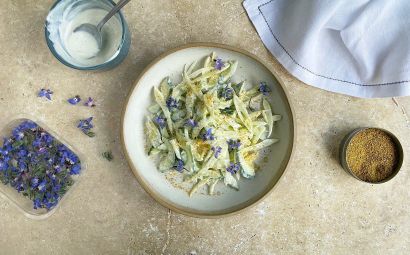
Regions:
[[215, 58, 225, 70], [38, 89, 53, 100], [38, 179, 47, 192], [0, 120, 81, 210], [12, 121, 38, 141], [226, 162, 240, 174], [258, 82, 271, 95], [30, 177, 39, 189], [154, 116, 166, 129], [33, 198, 41, 209], [227, 139, 241, 150], [202, 128, 215, 141], [84, 97, 96, 107], [166, 97, 179, 109], [176, 160, 184, 172], [211, 146, 222, 158], [70, 164, 81, 175], [77, 117, 95, 137], [68, 95, 81, 105], [185, 119, 198, 128]]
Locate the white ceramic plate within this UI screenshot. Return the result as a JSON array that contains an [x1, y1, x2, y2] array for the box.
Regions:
[[122, 43, 295, 217]]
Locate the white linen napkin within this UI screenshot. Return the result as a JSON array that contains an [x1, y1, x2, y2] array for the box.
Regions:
[[243, 0, 410, 98]]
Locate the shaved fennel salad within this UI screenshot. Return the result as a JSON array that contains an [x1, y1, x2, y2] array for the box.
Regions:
[[145, 53, 281, 196]]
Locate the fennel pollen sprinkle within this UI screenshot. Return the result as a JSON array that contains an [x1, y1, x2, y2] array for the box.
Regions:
[[346, 129, 399, 183]]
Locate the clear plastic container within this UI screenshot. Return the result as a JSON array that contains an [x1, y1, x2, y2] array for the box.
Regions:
[[0, 115, 86, 220]]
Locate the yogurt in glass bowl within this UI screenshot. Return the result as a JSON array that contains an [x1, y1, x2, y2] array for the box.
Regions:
[[45, 0, 131, 70]]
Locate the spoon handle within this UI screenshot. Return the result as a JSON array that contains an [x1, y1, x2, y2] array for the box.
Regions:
[[97, 0, 131, 31]]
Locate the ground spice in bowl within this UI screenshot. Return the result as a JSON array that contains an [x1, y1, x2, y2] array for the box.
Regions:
[[345, 128, 400, 183]]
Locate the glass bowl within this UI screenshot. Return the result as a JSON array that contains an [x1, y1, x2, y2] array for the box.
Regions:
[[0, 115, 86, 220], [44, 0, 131, 71]]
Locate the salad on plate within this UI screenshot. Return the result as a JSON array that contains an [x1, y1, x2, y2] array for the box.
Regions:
[[145, 53, 281, 196]]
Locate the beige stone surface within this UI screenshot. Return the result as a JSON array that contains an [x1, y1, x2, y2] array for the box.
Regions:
[[0, 0, 409, 254]]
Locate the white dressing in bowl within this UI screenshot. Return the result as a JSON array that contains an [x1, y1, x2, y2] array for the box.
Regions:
[[46, 0, 123, 67]]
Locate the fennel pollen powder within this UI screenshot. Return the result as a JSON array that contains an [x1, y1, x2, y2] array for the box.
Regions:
[[346, 129, 399, 182]]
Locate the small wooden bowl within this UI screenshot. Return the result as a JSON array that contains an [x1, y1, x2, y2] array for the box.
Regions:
[[339, 128, 404, 183]]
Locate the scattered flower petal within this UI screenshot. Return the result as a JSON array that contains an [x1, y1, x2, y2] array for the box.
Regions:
[[38, 89, 53, 100], [77, 117, 95, 137], [84, 97, 96, 107], [68, 95, 81, 105]]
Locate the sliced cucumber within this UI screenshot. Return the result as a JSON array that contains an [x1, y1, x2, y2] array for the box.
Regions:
[[224, 172, 239, 190]]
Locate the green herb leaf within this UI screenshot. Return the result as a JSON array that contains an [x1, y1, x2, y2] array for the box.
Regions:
[[220, 106, 235, 115], [86, 131, 96, 137], [102, 151, 114, 161]]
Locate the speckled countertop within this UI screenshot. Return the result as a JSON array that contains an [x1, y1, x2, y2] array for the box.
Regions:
[[0, 1, 409, 254]]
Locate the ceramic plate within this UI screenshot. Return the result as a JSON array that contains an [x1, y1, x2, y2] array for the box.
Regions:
[[122, 43, 295, 217]]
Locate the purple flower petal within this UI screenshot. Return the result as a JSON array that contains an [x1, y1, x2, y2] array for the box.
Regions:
[[77, 117, 95, 136], [258, 82, 271, 96], [202, 128, 215, 141], [185, 119, 198, 128], [226, 162, 240, 174], [154, 116, 166, 129], [68, 95, 81, 105], [215, 58, 225, 70], [38, 179, 47, 192], [84, 97, 96, 107], [176, 160, 184, 172], [166, 97, 178, 109], [211, 146, 222, 158], [227, 139, 241, 151], [38, 89, 53, 100], [69, 164, 81, 175]]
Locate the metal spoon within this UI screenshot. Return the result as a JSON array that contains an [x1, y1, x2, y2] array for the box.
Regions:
[[74, 0, 131, 50]]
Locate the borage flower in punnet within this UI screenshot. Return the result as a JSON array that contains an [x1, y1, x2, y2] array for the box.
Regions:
[[258, 82, 271, 95], [68, 95, 81, 105], [0, 120, 82, 210], [215, 58, 225, 70], [38, 88, 53, 100], [70, 164, 81, 175], [77, 117, 95, 137], [84, 97, 96, 107]]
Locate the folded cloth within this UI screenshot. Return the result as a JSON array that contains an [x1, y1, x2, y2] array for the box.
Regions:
[[243, 0, 410, 98]]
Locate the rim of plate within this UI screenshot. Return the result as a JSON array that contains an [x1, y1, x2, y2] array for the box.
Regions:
[[121, 42, 297, 218]]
